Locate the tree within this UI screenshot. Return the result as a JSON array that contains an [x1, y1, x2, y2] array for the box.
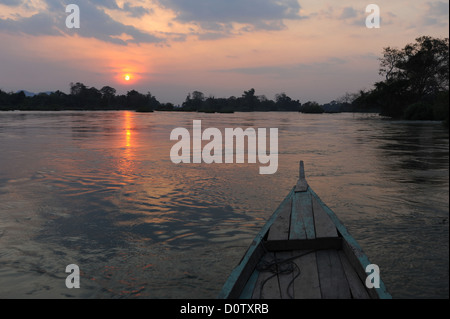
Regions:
[[100, 86, 116, 99], [379, 47, 404, 81], [182, 90, 205, 111], [146, 92, 160, 111], [240, 88, 258, 111], [379, 36, 449, 98], [300, 101, 323, 114], [275, 92, 301, 111], [69, 82, 99, 108], [70, 82, 87, 96], [403, 36, 449, 96], [84, 87, 102, 107], [191, 91, 205, 101], [11, 90, 26, 105], [99, 86, 116, 107], [127, 90, 147, 109], [368, 36, 449, 120], [338, 92, 359, 105], [0, 89, 12, 109]]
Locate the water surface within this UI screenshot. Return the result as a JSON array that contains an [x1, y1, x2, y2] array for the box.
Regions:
[[0, 111, 448, 298]]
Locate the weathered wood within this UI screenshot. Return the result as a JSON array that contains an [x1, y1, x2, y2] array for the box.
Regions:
[[301, 192, 315, 239], [309, 187, 391, 299], [312, 195, 338, 238], [222, 242, 265, 299], [295, 179, 308, 192], [338, 251, 370, 299], [292, 250, 321, 299], [290, 192, 307, 240], [264, 237, 342, 252], [291, 191, 315, 240], [219, 162, 392, 300], [275, 251, 295, 299], [341, 240, 379, 300], [267, 198, 292, 241], [299, 161, 306, 180], [239, 269, 260, 299], [295, 161, 308, 192], [252, 252, 281, 299], [218, 188, 295, 299], [316, 250, 351, 299]]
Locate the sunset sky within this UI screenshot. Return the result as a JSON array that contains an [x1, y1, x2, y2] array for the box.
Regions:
[[0, 0, 448, 104]]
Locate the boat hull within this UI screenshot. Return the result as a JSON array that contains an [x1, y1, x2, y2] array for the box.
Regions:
[[218, 162, 391, 299]]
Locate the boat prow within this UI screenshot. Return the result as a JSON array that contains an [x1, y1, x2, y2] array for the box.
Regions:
[[219, 161, 391, 299]]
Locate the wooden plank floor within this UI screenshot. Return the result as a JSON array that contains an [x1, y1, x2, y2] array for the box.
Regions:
[[267, 190, 339, 242], [243, 248, 369, 299], [241, 187, 370, 299], [220, 161, 390, 300]]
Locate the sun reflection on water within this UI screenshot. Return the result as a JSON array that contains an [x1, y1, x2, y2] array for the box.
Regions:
[[124, 111, 132, 148]]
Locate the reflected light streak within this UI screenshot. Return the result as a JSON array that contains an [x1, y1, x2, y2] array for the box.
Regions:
[[119, 111, 135, 181], [125, 111, 132, 148]]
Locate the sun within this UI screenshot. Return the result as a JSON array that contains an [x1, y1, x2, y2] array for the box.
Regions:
[[117, 71, 137, 84]]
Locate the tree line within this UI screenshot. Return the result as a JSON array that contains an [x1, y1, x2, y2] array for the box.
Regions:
[[181, 89, 301, 113], [350, 36, 449, 124], [0, 83, 304, 113], [1, 36, 448, 124], [0, 83, 353, 114], [0, 82, 164, 112]]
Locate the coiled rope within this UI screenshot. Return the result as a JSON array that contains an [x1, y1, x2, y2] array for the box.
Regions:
[[256, 240, 317, 299]]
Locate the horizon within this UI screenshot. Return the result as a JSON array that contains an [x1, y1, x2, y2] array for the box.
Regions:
[[0, 1, 449, 105]]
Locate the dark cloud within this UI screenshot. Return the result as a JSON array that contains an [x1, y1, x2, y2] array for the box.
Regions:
[[64, 0, 161, 45], [339, 7, 358, 20], [0, 0, 24, 6], [425, 1, 449, 16], [122, 2, 152, 18], [422, 1, 449, 27], [0, 0, 310, 43], [159, 0, 306, 32], [0, 0, 163, 45], [334, 5, 396, 27]]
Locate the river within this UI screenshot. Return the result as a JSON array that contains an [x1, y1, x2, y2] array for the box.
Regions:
[[0, 111, 448, 299]]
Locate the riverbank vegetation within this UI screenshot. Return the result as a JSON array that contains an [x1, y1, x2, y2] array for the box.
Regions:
[[1, 36, 448, 125], [0, 85, 303, 113], [351, 36, 448, 124]]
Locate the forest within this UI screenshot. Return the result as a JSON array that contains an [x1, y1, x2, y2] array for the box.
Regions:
[[352, 36, 448, 124], [1, 36, 448, 125]]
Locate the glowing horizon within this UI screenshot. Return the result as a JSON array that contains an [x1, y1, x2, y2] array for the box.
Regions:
[[0, 1, 448, 105]]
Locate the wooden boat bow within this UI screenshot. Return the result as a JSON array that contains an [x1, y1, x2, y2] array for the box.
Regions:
[[219, 161, 391, 299]]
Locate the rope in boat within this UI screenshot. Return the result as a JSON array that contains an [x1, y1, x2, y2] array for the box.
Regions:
[[256, 240, 317, 299]]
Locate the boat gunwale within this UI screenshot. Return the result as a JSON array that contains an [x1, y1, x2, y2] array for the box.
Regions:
[[308, 186, 391, 299], [217, 187, 295, 299], [218, 162, 391, 299]]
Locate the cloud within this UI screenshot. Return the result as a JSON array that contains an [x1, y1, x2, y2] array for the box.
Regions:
[[94, 1, 153, 18], [0, 0, 309, 43], [425, 1, 449, 16], [0, 10, 59, 36], [339, 7, 358, 20], [319, 4, 396, 27], [0, 0, 164, 45], [422, 1, 449, 27], [159, 0, 306, 34], [1, 0, 24, 6], [121, 2, 152, 18]]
